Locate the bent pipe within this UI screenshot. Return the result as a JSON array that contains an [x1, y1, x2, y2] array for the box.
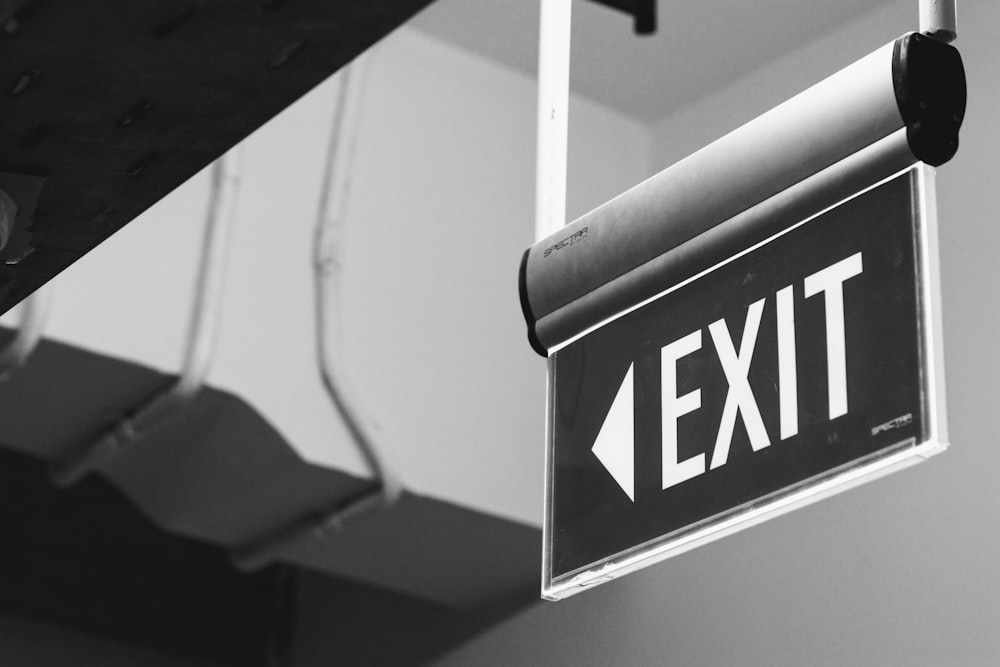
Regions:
[[50, 153, 241, 488], [520, 32, 965, 355]]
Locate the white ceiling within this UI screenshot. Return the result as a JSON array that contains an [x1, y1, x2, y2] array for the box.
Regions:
[[411, 0, 909, 122]]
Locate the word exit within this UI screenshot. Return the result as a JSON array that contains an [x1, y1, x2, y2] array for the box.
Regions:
[[592, 253, 864, 502]]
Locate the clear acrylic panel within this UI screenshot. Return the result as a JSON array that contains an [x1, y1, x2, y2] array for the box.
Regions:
[[543, 164, 948, 600]]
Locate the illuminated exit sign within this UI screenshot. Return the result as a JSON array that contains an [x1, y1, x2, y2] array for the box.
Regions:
[[543, 167, 948, 599]]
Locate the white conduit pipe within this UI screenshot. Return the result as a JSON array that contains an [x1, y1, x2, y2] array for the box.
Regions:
[[920, 0, 957, 42], [51, 149, 243, 487], [233, 53, 399, 572], [177, 152, 243, 397], [311, 53, 402, 507], [0, 288, 51, 380]]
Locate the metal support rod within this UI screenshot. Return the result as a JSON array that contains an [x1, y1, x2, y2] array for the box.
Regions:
[[0, 188, 16, 251], [536, 0, 573, 242], [920, 0, 957, 42], [51, 149, 243, 487], [0, 288, 51, 380]]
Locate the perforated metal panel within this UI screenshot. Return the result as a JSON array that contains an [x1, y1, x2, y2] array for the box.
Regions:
[[0, 0, 434, 313]]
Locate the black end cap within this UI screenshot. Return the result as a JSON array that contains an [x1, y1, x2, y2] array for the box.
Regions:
[[518, 247, 548, 357], [633, 0, 656, 35], [893, 32, 967, 166], [589, 0, 657, 36]]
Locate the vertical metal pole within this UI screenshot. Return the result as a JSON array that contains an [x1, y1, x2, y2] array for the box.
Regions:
[[536, 0, 573, 242], [920, 0, 957, 42], [537, 0, 572, 603]]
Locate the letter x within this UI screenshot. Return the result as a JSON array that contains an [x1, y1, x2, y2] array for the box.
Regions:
[[708, 298, 770, 469]]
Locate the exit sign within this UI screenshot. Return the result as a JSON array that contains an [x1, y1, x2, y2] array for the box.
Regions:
[[543, 166, 948, 600]]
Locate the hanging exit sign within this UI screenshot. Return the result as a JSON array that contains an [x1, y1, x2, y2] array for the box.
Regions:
[[543, 166, 948, 600]]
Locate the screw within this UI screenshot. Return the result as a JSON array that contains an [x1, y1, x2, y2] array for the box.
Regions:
[[268, 40, 306, 69], [125, 154, 159, 177], [117, 100, 154, 128], [8, 68, 41, 96]]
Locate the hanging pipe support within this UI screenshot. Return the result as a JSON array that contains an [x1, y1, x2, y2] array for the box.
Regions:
[[51, 149, 243, 487], [233, 51, 401, 572]]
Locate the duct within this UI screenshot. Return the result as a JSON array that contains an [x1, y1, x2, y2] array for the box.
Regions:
[[519, 32, 966, 355], [50, 149, 243, 487], [0, 330, 540, 609]]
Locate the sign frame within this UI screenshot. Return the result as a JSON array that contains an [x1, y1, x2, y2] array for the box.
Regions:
[[542, 164, 949, 601]]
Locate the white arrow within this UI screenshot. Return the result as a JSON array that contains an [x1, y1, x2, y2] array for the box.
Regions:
[[591, 363, 635, 502]]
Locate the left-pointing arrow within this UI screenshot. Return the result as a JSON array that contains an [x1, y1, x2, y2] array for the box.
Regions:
[[591, 363, 635, 502]]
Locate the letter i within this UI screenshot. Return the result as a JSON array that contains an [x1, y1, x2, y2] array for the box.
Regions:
[[776, 285, 798, 439]]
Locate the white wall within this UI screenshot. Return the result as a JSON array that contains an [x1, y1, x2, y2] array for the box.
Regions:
[[5, 27, 649, 526], [336, 30, 650, 523], [649, 1, 915, 167]]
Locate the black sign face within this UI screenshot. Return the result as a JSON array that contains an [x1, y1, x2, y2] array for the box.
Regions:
[[545, 169, 943, 593]]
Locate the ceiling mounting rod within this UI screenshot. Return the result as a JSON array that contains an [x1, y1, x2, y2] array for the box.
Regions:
[[521, 0, 573, 355], [920, 0, 957, 42], [536, 0, 572, 243], [50, 149, 243, 488], [233, 50, 401, 572], [0, 288, 50, 380]]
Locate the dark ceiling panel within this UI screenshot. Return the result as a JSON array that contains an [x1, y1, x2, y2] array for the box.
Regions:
[[0, 0, 435, 314]]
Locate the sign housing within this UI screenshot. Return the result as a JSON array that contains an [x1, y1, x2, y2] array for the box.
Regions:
[[542, 166, 947, 600]]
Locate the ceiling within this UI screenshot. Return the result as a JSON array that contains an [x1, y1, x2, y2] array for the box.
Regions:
[[410, 0, 907, 122]]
